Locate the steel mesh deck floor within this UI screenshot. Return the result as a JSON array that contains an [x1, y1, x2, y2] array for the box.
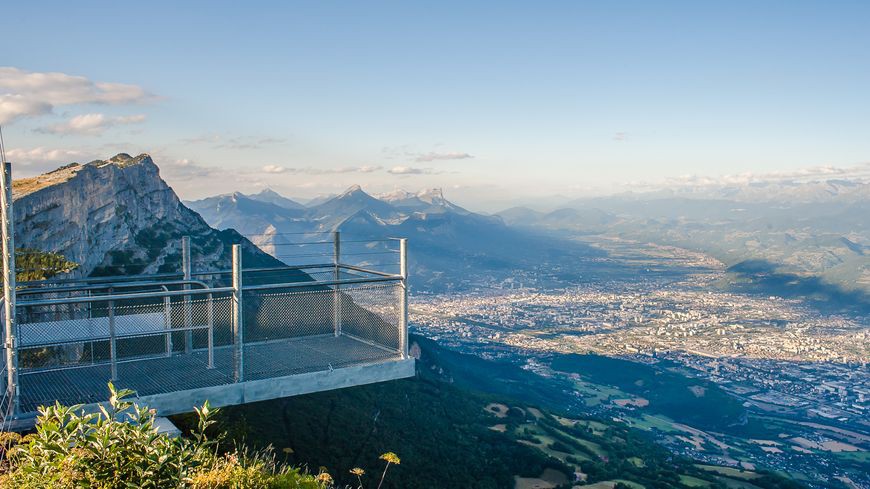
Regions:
[[18, 335, 400, 413]]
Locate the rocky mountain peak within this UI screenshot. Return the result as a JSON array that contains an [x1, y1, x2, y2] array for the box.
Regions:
[[377, 189, 414, 201], [100, 152, 155, 169], [109, 152, 133, 162], [339, 184, 365, 197], [11, 153, 270, 278], [256, 188, 281, 196], [247, 188, 304, 210], [417, 188, 445, 204]]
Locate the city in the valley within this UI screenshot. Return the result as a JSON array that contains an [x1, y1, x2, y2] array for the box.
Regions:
[[411, 239, 870, 486]]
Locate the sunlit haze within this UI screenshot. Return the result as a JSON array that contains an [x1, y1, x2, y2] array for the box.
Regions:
[[2, 1, 870, 210]]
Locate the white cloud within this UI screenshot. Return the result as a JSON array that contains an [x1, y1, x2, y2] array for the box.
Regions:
[[260, 165, 383, 175], [38, 113, 147, 135], [182, 134, 286, 150], [414, 151, 474, 162], [381, 146, 474, 163], [160, 158, 221, 181], [6, 147, 88, 164], [0, 67, 154, 124], [664, 162, 870, 187], [388, 166, 440, 175], [262, 164, 287, 174], [0, 94, 52, 123]]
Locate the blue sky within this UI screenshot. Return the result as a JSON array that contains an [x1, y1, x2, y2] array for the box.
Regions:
[[2, 1, 869, 209]]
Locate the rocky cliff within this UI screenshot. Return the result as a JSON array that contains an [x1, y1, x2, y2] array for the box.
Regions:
[[11, 153, 274, 278]]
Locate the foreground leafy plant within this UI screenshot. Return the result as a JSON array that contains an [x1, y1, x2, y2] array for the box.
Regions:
[[0, 383, 329, 488]]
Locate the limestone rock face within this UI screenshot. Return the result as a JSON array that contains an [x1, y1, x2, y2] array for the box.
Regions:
[[11, 153, 255, 277]]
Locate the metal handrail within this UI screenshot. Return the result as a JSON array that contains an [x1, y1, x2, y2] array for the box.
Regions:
[[17, 286, 236, 307], [190, 264, 335, 277], [241, 274, 402, 292], [18, 271, 183, 287], [17, 279, 211, 296], [19, 322, 213, 349], [18, 264, 386, 288], [338, 263, 397, 278]]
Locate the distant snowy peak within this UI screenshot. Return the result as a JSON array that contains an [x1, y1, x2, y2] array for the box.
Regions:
[[416, 188, 446, 204], [377, 189, 416, 202], [377, 188, 469, 214], [339, 184, 365, 197], [378, 188, 443, 202]]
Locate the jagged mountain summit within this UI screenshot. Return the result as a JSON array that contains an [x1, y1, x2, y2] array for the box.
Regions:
[[187, 185, 479, 235], [306, 185, 401, 224], [378, 188, 471, 215], [12, 153, 278, 277], [189, 185, 574, 290], [246, 188, 305, 210]]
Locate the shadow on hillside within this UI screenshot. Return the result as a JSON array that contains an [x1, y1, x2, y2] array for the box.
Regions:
[[727, 260, 870, 316]]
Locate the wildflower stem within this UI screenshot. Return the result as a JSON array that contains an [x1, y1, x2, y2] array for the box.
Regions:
[[376, 461, 391, 489]]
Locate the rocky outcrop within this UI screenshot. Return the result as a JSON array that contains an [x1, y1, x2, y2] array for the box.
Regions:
[[11, 153, 271, 278]]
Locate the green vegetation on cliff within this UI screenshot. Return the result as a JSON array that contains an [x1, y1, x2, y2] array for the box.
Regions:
[[14, 248, 78, 282], [0, 384, 331, 488]]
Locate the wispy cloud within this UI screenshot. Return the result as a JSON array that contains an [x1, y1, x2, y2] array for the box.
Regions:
[[612, 132, 628, 141], [414, 151, 474, 162], [182, 134, 286, 150], [4, 146, 100, 175], [381, 145, 474, 163], [218, 137, 285, 150], [6, 147, 90, 165], [387, 166, 440, 175], [262, 164, 288, 174], [0, 95, 52, 123], [662, 162, 870, 187], [260, 165, 382, 175], [0, 67, 155, 124], [160, 158, 222, 181], [37, 113, 146, 135]]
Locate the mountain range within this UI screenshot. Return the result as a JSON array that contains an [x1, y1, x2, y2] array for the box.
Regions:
[[499, 190, 870, 306], [16, 152, 866, 303], [187, 186, 587, 291]]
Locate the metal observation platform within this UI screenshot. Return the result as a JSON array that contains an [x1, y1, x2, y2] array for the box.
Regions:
[[0, 224, 414, 427]]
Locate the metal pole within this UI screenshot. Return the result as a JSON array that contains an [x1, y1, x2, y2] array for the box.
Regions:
[[163, 295, 172, 356], [398, 238, 408, 358], [333, 231, 341, 337], [206, 293, 214, 369], [182, 236, 192, 353], [1, 161, 19, 415], [108, 289, 117, 381], [232, 244, 243, 382]]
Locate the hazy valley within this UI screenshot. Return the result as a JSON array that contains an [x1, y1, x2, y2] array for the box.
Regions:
[[6, 154, 869, 488]]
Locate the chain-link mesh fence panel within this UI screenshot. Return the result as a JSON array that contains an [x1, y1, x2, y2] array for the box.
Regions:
[[10, 274, 407, 414], [339, 283, 403, 351], [14, 293, 237, 413], [16, 294, 232, 370], [243, 288, 336, 342]]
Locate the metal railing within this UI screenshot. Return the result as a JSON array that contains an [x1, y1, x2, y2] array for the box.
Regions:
[[1, 229, 409, 421]]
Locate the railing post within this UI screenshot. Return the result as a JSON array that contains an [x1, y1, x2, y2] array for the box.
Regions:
[[399, 238, 409, 358], [333, 231, 341, 337], [1, 161, 19, 416], [108, 289, 117, 381], [182, 236, 193, 353], [163, 294, 172, 356], [206, 292, 214, 369], [232, 244, 243, 382]]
